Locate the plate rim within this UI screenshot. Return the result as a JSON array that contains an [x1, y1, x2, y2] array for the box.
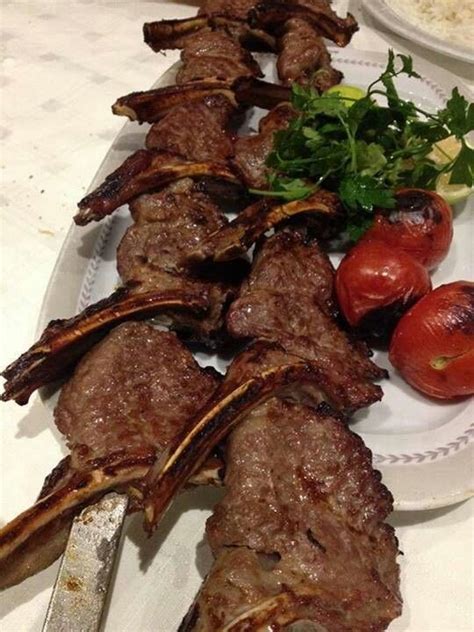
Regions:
[[35, 49, 474, 511], [362, 0, 474, 64]]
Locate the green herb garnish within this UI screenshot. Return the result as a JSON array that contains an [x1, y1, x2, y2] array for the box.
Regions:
[[258, 50, 474, 239]]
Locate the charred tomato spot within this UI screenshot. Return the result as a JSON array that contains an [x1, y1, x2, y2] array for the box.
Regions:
[[395, 190, 431, 215], [444, 303, 474, 335], [356, 298, 420, 343]]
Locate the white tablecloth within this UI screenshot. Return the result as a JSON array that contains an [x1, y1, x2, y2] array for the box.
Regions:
[[0, 2, 472, 630]]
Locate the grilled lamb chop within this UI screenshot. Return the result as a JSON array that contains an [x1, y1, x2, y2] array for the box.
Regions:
[[250, 0, 359, 48], [198, 0, 258, 20], [143, 344, 329, 531], [113, 77, 291, 124], [181, 398, 401, 631], [116, 179, 248, 343], [0, 288, 207, 405], [278, 17, 343, 91], [74, 150, 240, 225], [226, 230, 386, 407], [233, 102, 295, 189], [2, 179, 247, 404], [145, 94, 236, 162], [0, 322, 221, 589], [176, 30, 263, 85], [187, 190, 343, 263], [113, 81, 236, 123], [143, 16, 275, 53]]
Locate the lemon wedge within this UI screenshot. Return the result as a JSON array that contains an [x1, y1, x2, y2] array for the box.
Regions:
[[429, 136, 473, 204], [325, 84, 366, 107]]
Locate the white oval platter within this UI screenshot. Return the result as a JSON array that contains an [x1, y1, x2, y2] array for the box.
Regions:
[[34, 49, 474, 514]]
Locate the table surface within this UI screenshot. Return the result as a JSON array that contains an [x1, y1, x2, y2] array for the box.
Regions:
[[0, 2, 473, 631]]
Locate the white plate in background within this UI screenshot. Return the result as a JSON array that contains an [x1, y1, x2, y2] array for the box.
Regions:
[[362, 0, 474, 64]]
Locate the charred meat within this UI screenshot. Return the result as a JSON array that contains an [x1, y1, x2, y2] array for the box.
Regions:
[[233, 103, 295, 189], [0, 322, 220, 589], [250, 0, 359, 48], [145, 94, 236, 163], [176, 30, 263, 85], [278, 17, 343, 91], [143, 16, 275, 53], [117, 179, 248, 344], [0, 288, 207, 405], [187, 190, 343, 263], [182, 399, 401, 631], [75, 150, 240, 225], [226, 231, 386, 408]]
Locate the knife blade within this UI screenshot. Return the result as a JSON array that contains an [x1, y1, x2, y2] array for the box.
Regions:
[[42, 492, 129, 632]]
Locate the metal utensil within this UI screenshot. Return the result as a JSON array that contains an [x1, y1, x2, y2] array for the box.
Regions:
[[42, 493, 129, 632]]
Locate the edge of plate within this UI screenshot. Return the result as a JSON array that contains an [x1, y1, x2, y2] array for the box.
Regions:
[[362, 0, 474, 64]]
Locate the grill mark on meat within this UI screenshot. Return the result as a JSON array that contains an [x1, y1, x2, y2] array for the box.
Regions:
[[0, 323, 221, 589], [145, 94, 236, 163], [306, 528, 326, 553], [233, 103, 295, 189], [185, 399, 401, 630], [278, 18, 343, 92]]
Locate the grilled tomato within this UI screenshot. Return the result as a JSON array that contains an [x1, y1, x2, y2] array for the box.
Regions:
[[389, 281, 474, 399], [363, 188, 453, 270], [335, 240, 431, 340]]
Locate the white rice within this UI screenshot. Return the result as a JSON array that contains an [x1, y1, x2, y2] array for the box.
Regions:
[[389, 0, 474, 50]]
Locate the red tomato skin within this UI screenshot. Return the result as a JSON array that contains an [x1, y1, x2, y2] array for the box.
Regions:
[[363, 188, 453, 270], [335, 240, 432, 337], [389, 281, 474, 399]]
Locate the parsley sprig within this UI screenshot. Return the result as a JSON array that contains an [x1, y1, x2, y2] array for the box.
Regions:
[[257, 51, 474, 240]]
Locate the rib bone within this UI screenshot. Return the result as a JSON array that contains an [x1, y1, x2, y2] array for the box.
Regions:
[[75, 150, 241, 225], [0, 452, 153, 590], [187, 190, 342, 262], [250, 1, 359, 47], [143, 359, 325, 532], [1, 288, 208, 405], [143, 16, 275, 52], [0, 323, 223, 589], [112, 78, 290, 124], [0, 451, 223, 591]]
